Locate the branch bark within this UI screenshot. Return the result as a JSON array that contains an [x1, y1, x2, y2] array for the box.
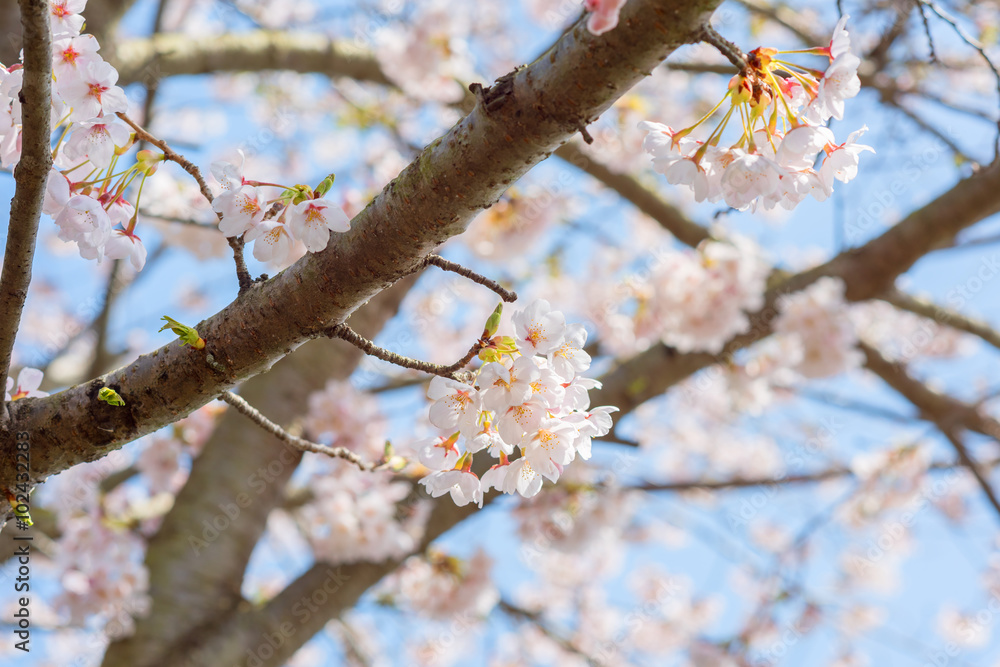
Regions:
[[0, 0, 52, 409], [111, 31, 394, 87]]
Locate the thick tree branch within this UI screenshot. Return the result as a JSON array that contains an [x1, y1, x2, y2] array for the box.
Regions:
[[4, 0, 724, 501], [0, 0, 52, 409], [111, 31, 394, 87], [860, 342, 1000, 520]]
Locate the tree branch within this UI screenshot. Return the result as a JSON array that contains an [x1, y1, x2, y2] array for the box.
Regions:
[[116, 112, 252, 290], [422, 254, 518, 303], [112, 31, 394, 87], [5, 0, 725, 500], [860, 341, 1000, 521], [218, 391, 379, 470], [0, 0, 52, 410], [102, 282, 416, 667], [327, 323, 482, 380]]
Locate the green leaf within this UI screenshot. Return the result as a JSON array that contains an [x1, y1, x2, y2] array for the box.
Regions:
[[98, 387, 126, 407], [160, 316, 205, 349]]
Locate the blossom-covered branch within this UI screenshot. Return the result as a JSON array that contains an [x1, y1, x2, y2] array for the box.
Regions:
[[0, 0, 52, 407], [4, 0, 729, 499]]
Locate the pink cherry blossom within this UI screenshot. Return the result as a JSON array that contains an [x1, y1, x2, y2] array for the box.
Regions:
[[513, 298, 566, 355], [62, 118, 131, 169], [286, 198, 351, 252], [419, 469, 483, 507], [5, 367, 47, 400], [58, 59, 129, 122], [427, 376, 481, 433], [585, 0, 627, 36], [104, 229, 147, 271], [213, 184, 265, 237], [50, 0, 88, 37], [55, 194, 113, 261], [52, 34, 101, 80]]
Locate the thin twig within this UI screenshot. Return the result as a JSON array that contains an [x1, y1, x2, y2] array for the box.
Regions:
[[920, 0, 1000, 159], [700, 23, 748, 73], [422, 254, 518, 303], [116, 112, 253, 290], [0, 0, 52, 408], [219, 391, 379, 471], [914, 0, 938, 63], [327, 323, 482, 380]]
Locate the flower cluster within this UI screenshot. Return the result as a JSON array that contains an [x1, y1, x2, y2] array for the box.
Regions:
[[0, 1, 159, 270], [773, 276, 862, 378], [54, 515, 150, 637], [418, 299, 617, 506], [648, 237, 770, 353], [210, 160, 351, 265], [586, 236, 770, 356], [642, 16, 873, 211], [381, 549, 499, 619]]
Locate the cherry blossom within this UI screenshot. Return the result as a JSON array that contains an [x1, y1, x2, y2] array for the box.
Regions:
[[418, 300, 613, 503], [50, 0, 88, 37], [62, 117, 132, 169], [427, 375, 482, 433], [212, 182, 265, 237], [244, 220, 293, 264], [58, 59, 129, 122], [512, 298, 566, 355], [286, 198, 351, 252], [585, 0, 628, 35], [774, 277, 862, 378], [52, 34, 101, 79], [640, 18, 872, 210], [104, 229, 148, 271], [55, 194, 113, 262], [419, 468, 484, 507], [5, 367, 48, 401]]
